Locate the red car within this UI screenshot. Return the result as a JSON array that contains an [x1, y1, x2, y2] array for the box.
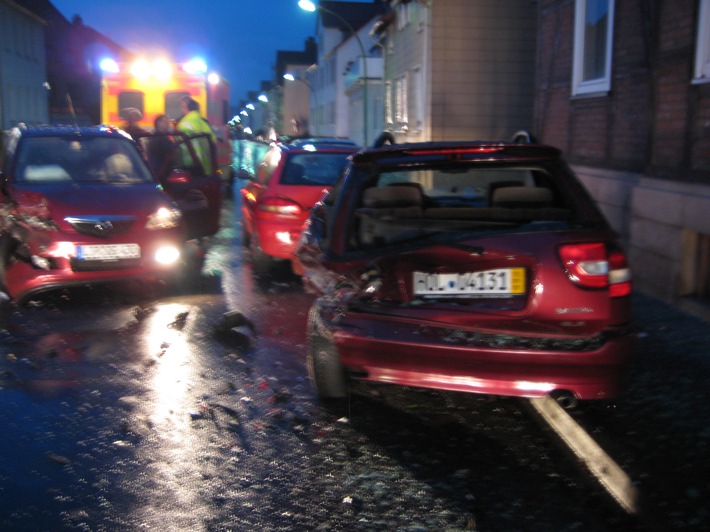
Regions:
[[0, 125, 221, 303], [240, 140, 359, 273], [296, 133, 634, 407]]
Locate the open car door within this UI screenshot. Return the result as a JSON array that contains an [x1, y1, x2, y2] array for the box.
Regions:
[[139, 132, 222, 240]]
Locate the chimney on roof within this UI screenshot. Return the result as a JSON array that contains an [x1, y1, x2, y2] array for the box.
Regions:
[[71, 15, 83, 26]]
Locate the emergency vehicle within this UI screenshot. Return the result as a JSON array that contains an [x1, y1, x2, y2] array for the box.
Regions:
[[99, 57, 234, 184]]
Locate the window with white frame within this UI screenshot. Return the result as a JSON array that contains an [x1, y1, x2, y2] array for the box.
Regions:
[[695, 0, 710, 82], [572, 0, 615, 95], [396, 2, 411, 31]]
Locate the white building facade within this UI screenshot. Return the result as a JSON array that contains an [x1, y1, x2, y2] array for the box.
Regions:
[[0, 0, 48, 129]]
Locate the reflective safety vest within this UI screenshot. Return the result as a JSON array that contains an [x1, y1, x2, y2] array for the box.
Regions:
[[177, 111, 217, 174]]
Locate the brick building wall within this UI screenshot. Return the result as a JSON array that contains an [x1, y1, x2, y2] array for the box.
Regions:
[[535, 0, 710, 306]]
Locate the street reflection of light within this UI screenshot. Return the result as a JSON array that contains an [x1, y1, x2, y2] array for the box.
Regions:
[[146, 304, 195, 421]]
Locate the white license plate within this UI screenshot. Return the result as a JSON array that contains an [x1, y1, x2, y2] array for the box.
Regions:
[[76, 244, 141, 261], [413, 268, 526, 297]]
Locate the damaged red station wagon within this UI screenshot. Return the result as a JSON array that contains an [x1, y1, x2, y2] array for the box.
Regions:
[[296, 133, 635, 407]]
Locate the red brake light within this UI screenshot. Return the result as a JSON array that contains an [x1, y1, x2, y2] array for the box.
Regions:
[[258, 197, 302, 216], [558, 243, 631, 297], [406, 147, 504, 156]]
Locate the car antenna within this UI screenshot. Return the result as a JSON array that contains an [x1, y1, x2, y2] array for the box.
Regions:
[[66, 93, 79, 130]]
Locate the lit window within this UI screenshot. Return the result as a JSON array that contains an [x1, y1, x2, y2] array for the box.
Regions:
[[572, 0, 615, 95], [694, 0, 710, 82]]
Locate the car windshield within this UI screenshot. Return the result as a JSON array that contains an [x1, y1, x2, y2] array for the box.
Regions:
[[15, 136, 154, 184], [280, 152, 352, 186]]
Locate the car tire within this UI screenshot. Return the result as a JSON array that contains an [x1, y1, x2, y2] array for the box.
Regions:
[[307, 303, 347, 399]]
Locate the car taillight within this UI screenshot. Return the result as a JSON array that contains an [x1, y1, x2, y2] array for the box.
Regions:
[[558, 243, 631, 297], [258, 197, 302, 216]]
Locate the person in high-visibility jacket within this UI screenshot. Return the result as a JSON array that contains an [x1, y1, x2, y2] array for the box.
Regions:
[[177, 96, 216, 174]]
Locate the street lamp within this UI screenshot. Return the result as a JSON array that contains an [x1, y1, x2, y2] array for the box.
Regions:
[[298, 0, 369, 145]]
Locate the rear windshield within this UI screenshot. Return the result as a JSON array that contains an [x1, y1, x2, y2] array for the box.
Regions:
[[14, 136, 154, 184], [280, 152, 352, 186], [348, 164, 606, 249]]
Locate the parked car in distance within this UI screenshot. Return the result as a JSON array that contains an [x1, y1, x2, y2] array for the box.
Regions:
[[296, 133, 634, 408], [240, 140, 360, 273], [0, 125, 217, 303]]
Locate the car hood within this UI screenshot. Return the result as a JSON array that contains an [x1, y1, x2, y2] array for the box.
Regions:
[[12, 183, 173, 221]]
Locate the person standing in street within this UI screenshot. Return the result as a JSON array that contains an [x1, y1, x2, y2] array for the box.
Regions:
[[147, 114, 177, 182], [176, 96, 216, 174], [121, 107, 149, 139]]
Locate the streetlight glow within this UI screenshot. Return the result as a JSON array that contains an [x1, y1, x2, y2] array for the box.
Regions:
[[283, 73, 296, 81], [258, 94, 269, 103], [298, 0, 316, 12]]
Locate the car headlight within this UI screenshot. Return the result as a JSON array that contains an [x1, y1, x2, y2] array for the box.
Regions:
[[146, 206, 182, 230]]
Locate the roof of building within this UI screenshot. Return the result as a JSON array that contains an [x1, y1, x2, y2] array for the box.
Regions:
[[320, 1, 389, 34]]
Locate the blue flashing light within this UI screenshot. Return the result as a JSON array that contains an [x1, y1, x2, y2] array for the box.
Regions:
[[100, 58, 120, 73]]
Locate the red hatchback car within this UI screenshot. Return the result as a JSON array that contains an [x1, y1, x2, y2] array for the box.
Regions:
[[296, 134, 634, 407], [0, 125, 221, 303], [240, 140, 359, 273]]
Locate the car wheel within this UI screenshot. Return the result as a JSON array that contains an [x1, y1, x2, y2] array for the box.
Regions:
[[307, 303, 347, 399]]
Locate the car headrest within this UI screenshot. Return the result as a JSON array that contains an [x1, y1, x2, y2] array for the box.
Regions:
[[491, 186, 553, 208], [362, 184, 424, 208]]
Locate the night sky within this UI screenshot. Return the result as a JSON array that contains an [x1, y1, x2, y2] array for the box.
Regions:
[[50, 0, 359, 105]]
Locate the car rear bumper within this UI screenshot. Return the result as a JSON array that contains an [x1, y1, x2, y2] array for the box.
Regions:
[[328, 311, 635, 401], [256, 217, 307, 260]]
